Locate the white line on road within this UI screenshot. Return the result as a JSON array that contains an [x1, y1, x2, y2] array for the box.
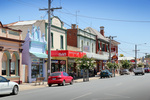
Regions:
[[105, 93, 130, 99], [71, 92, 92, 100]]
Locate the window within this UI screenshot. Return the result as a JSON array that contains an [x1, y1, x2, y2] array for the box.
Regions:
[[98, 41, 101, 51], [2, 53, 7, 75], [92, 43, 94, 53], [51, 33, 53, 48], [0, 76, 7, 82], [87, 42, 89, 46], [81, 40, 83, 51], [60, 35, 63, 49], [2, 61, 6, 75], [102, 43, 105, 51], [11, 62, 15, 74]]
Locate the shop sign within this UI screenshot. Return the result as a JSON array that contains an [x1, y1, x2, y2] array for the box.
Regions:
[[60, 60, 66, 65], [32, 59, 40, 64], [51, 60, 58, 63], [68, 59, 75, 63], [49, 50, 86, 58], [112, 55, 118, 61]]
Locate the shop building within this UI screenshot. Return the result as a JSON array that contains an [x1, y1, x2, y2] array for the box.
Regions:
[[85, 26, 120, 72], [6, 16, 67, 80], [22, 26, 47, 83], [0, 22, 24, 83], [46, 50, 86, 77]]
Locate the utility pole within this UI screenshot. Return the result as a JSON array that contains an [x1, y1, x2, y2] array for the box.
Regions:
[[108, 36, 117, 62], [145, 53, 148, 67], [134, 44, 140, 68], [107, 36, 117, 77], [39, 0, 62, 78]]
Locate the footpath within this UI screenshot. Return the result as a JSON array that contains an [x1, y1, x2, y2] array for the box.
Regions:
[[19, 74, 120, 91]]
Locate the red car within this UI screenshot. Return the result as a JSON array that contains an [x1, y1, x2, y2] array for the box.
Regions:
[[144, 67, 150, 73], [48, 72, 73, 87]]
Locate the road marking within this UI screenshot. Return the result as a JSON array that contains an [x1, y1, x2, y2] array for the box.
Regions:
[[105, 93, 130, 99], [71, 92, 92, 100]]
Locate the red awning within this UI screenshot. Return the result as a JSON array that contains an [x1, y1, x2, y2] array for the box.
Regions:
[[46, 50, 86, 58]]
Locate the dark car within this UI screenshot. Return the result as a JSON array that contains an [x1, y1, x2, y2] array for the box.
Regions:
[[48, 72, 73, 87], [144, 67, 150, 73], [100, 70, 112, 78], [120, 69, 130, 75]]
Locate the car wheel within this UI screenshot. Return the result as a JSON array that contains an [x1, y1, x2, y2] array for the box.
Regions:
[[48, 84, 52, 87], [62, 80, 65, 86], [58, 84, 61, 86], [142, 73, 145, 75], [70, 80, 73, 85], [12, 85, 18, 95]]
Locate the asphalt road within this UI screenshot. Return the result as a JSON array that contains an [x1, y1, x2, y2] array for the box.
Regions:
[[1, 73, 150, 100]]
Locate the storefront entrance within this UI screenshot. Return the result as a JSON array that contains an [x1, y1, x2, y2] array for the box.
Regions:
[[51, 60, 66, 73]]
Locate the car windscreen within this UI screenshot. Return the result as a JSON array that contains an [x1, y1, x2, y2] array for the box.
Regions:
[[50, 73, 61, 76]]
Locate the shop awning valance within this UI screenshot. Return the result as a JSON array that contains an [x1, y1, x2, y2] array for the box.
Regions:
[[30, 52, 48, 58]]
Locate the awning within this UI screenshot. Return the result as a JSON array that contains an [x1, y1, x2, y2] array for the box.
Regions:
[[30, 52, 48, 58]]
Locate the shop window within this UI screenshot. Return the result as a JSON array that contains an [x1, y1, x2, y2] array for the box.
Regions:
[[31, 59, 43, 78], [60, 35, 63, 49], [11, 62, 15, 74], [2, 53, 7, 75], [2, 62, 6, 75], [11, 54, 16, 75]]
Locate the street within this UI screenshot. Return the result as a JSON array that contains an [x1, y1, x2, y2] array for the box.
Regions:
[[1, 73, 150, 100]]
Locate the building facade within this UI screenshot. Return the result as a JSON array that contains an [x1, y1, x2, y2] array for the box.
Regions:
[[22, 26, 47, 83], [0, 22, 24, 83]]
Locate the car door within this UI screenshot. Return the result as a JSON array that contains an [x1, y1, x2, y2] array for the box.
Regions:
[[0, 76, 12, 94], [65, 73, 72, 83]]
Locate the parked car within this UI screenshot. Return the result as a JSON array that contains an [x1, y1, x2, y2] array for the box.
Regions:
[[100, 70, 112, 78], [0, 76, 19, 95], [120, 69, 130, 75], [48, 72, 73, 87], [144, 67, 150, 73], [133, 67, 145, 75]]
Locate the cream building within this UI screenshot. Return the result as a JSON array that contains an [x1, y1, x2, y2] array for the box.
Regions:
[[0, 22, 24, 83]]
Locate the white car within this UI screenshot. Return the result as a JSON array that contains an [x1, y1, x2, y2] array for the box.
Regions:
[[0, 76, 19, 95], [134, 67, 145, 75]]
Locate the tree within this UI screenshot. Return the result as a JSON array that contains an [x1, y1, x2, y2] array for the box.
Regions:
[[138, 62, 144, 68], [119, 54, 124, 57], [75, 55, 95, 82], [120, 60, 132, 69]]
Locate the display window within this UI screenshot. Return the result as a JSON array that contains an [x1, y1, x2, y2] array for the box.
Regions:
[[31, 59, 43, 78]]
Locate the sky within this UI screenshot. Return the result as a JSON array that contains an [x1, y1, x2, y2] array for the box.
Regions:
[[0, 0, 150, 58]]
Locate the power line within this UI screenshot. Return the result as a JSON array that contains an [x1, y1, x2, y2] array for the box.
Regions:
[[56, 11, 150, 23]]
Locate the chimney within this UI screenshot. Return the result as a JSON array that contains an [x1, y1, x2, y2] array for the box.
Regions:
[[71, 24, 76, 29], [100, 26, 104, 36]]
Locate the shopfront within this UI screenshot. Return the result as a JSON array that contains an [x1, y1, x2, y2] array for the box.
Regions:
[[22, 26, 47, 83], [48, 50, 86, 77], [51, 60, 66, 72]]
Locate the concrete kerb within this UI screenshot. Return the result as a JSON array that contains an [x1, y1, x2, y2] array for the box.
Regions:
[[19, 75, 120, 91]]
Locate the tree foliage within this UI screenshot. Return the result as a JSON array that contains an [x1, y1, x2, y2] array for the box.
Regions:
[[106, 62, 119, 69], [75, 55, 96, 70], [119, 54, 124, 57], [138, 62, 144, 68], [120, 60, 132, 69]]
